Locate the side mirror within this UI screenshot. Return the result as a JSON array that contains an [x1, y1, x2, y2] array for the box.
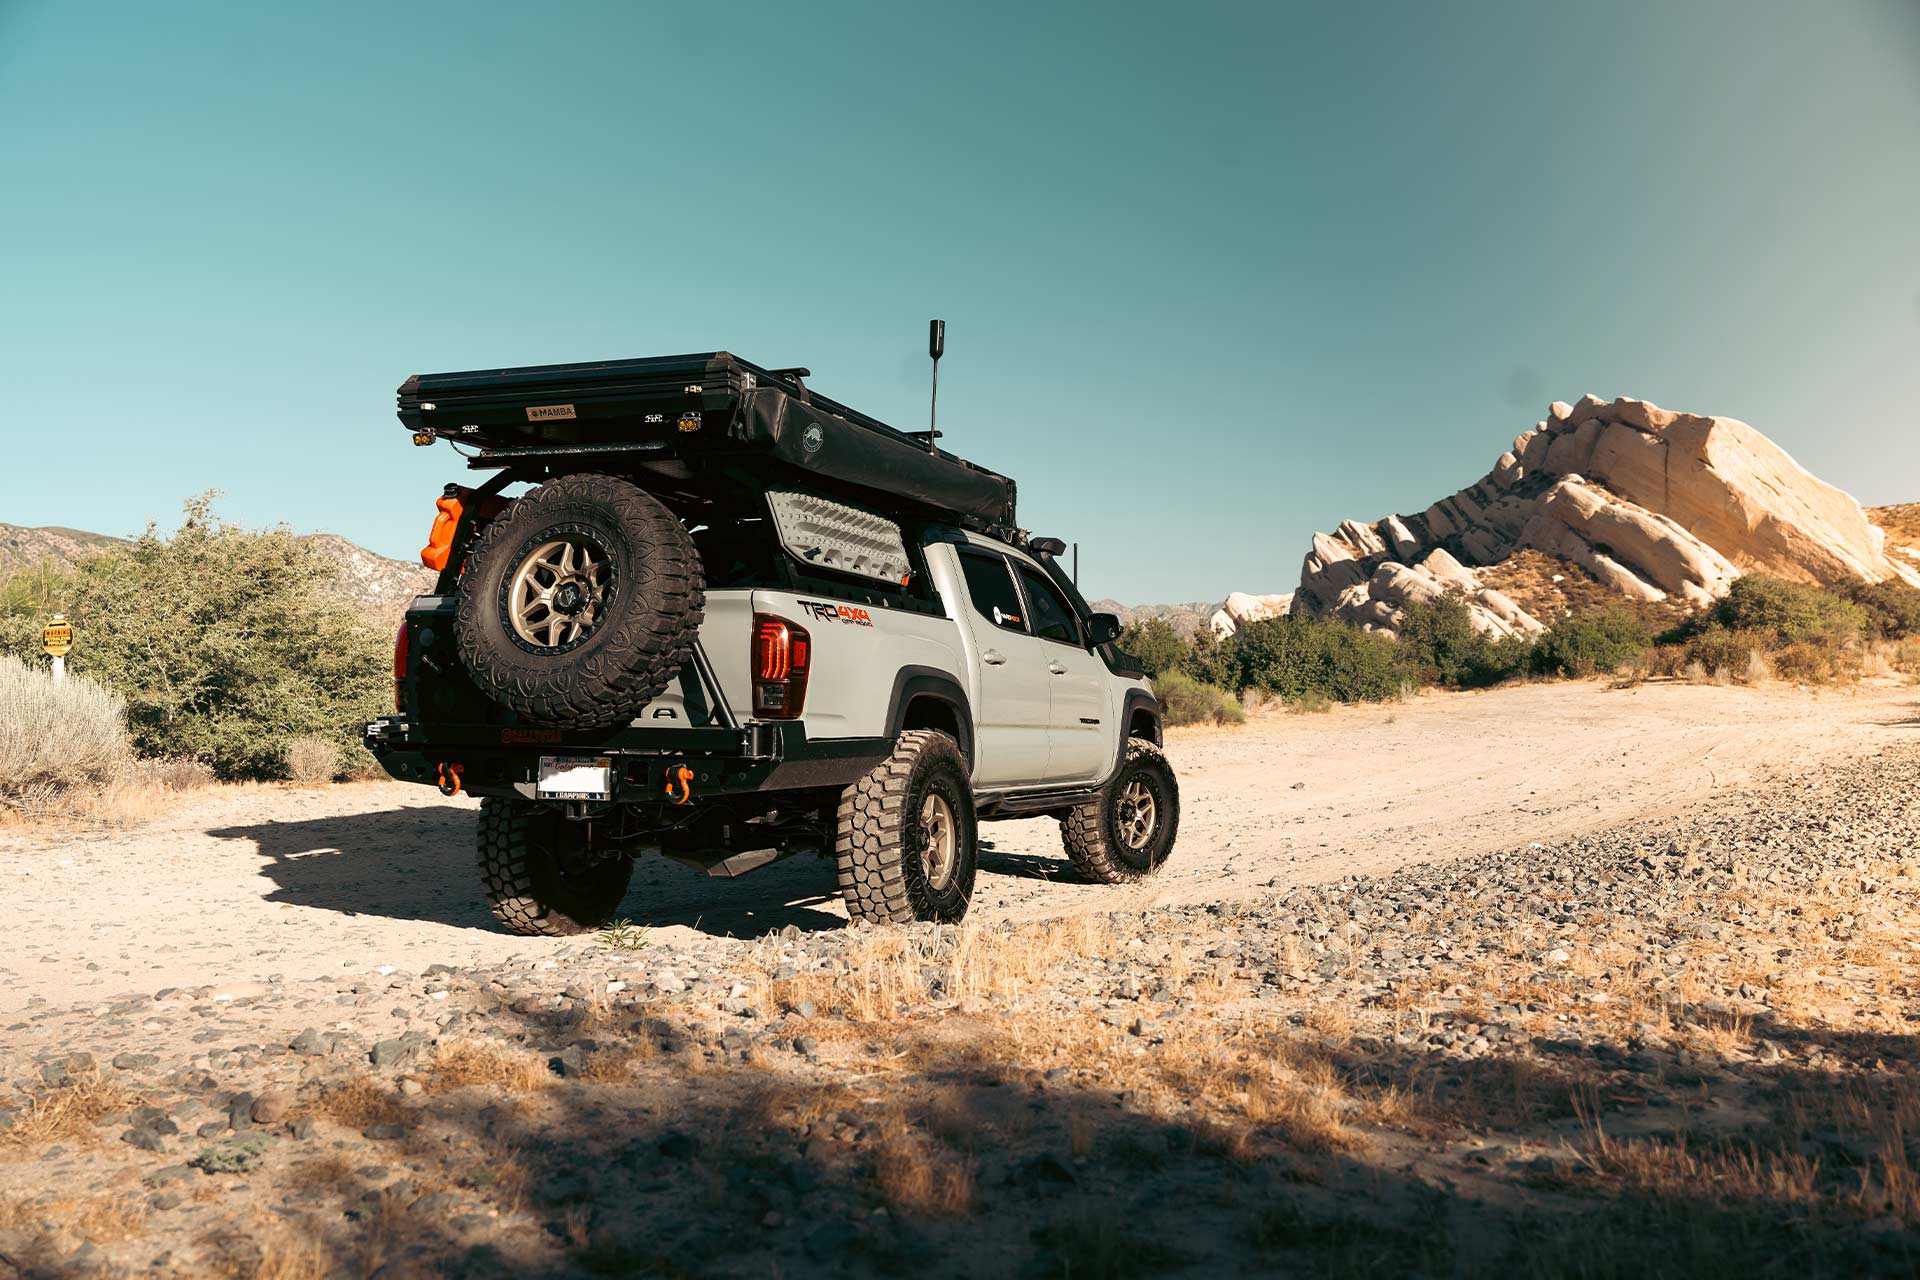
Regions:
[[1085, 612, 1122, 646]]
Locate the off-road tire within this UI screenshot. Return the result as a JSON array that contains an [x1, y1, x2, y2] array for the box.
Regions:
[[455, 474, 704, 730], [477, 797, 633, 936], [1061, 738, 1179, 883], [835, 730, 978, 924]]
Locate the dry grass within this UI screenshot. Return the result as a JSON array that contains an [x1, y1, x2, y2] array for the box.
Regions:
[[314, 1077, 409, 1130], [0, 1192, 146, 1242], [423, 1040, 555, 1095], [0, 1069, 139, 1149], [1868, 503, 1920, 560], [1575, 1095, 1822, 1207], [283, 1152, 356, 1193], [869, 1107, 975, 1215], [283, 734, 340, 785], [249, 1233, 333, 1280], [1477, 550, 1691, 634], [763, 911, 1138, 1025]]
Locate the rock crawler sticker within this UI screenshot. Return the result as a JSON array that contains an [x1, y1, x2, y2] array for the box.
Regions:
[[797, 600, 874, 626]]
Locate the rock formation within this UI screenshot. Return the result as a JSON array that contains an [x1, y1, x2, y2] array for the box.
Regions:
[[1287, 396, 1917, 636], [1209, 591, 1294, 638]]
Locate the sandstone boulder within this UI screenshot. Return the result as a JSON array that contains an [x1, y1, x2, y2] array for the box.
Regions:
[[1262, 396, 1905, 640], [1209, 591, 1295, 638]]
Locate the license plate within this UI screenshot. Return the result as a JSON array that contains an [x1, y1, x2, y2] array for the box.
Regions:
[[537, 756, 612, 800]]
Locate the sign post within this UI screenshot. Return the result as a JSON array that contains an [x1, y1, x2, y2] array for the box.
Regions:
[[43, 614, 72, 682]]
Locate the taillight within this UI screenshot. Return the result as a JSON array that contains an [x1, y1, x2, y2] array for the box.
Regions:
[[392, 622, 409, 713], [751, 613, 810, 719]]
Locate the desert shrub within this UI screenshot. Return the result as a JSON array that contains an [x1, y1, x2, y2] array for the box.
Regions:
[[1640, 644, 1691, 679], [1116, 618, 1191, 679], [1287, 689, 1334, 714], [0, 656, 128, 814], [1152, 671, 1244, 726], [0, 496, 391, 780], [1888, 637, 1920, 675], [1393, 595, 1483, 686], [1221, 615, 1407, 704], [284, 735, 341, 785], [1529, 609, 1651, 678], [1842, 578, 1920, 639], [1681, 626, 1772, 681], [128, 757, 216, 791], [1393, 596, 1543, 688], [1772, 642, 1847, 684], [1183, 629, 1234, 688], [1711, 575, 1865, 646]]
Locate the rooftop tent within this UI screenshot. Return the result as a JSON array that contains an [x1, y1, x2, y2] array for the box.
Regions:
[[398, 352, 1017, 536]]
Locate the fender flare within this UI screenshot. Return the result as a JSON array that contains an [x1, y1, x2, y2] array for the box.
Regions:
[[1097, 688, 1163, 787], [1121, 688, 1163, 745], [884, 666, 975, 764]]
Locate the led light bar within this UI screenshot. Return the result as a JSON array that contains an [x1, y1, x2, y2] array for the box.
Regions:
[[765, 490, 911, 585]]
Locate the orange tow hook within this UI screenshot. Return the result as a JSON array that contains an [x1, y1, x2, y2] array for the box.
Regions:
[[663, 764, 694, 805], [436, 763, 464, 797]]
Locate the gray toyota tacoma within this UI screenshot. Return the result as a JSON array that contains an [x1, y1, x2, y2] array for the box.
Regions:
[[366, 351, 1176, 934]]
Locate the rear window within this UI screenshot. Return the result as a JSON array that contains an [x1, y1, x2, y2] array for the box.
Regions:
[[959, 551, 1027, 632], [692, 520, 782, 589]]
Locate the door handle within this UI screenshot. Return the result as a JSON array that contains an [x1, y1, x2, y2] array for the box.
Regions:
[[983, 649, 1007, 665], [1048, 661, 1068, 675]]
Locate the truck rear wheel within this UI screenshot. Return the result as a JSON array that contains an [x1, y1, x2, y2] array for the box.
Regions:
[[455, 474, 704, 730], [835, 730, 978, 924], [1060, 738, 1179, 883], [478, 797, 633, 936]]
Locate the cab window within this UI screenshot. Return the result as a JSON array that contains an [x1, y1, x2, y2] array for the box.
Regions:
[[1016, 564, 1081, 646], [958, 550, 1027, 632]]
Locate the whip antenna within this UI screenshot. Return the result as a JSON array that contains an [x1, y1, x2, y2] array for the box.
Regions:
[[927, 319, 944, 453]]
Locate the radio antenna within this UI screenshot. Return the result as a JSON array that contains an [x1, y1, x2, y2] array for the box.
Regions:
[[926, 319, 944, 453]]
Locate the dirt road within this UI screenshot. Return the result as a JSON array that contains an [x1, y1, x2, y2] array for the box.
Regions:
[[3, 679, 1914, 1016]]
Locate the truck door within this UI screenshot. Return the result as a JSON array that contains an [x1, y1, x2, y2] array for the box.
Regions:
[[952, 547, 1053, 787], [1011, 561, 1111, 784]]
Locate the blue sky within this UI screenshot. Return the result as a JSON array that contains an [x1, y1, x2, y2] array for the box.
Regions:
[[1, 0, 1916, 603]]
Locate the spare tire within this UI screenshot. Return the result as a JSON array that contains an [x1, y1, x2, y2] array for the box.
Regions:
[[454, 474, 704, 729]]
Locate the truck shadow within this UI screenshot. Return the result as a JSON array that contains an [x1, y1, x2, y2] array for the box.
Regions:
[[173, 992, 1920, 1279], [208, 808, 1088, 939]]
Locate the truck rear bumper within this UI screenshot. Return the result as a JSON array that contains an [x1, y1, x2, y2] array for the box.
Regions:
[[363, 717, 888, 802]]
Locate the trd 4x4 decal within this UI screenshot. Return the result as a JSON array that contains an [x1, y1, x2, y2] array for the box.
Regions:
[[797, 599, 875, 627]]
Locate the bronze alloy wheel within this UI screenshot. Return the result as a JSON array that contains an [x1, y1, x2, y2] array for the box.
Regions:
[[505, 531, 613, 652]]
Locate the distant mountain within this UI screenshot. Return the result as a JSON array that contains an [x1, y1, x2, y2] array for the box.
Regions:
[[303, 534, 436, 618], [1087, 598, 1221, 639], [0, 522, 432, 621], [0, 524, 126, 575]]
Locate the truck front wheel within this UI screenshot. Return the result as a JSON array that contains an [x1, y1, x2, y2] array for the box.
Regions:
[[834, 730, 978, 925], [477, 797, 633, 936], [1060, 738, 1179, 883]]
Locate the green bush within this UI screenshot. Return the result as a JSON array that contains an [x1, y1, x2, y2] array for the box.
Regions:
[[1529, 609, 1651, 678], [1116, 617, 1192, 679], [1393, 595, 1481, 685], [1711, 574, 1865, 646], [1152, 671, 1244, 726], [0, 496, 390, 780], [1842, 578, 1920, 640], [0, 655, 129, 814], [1394, 595, 1533, 688], [1682, 626, 1768, 678], [1183, 628, 1234, 689], [1221, 615, 1407, 704]]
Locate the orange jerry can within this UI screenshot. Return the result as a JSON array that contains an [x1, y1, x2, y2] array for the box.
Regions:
[[421, 486, 465, 571], [421, 485, 511, 572]]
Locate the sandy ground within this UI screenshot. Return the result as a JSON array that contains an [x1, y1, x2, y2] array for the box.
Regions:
[[2, 679, 1913, 1017]]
